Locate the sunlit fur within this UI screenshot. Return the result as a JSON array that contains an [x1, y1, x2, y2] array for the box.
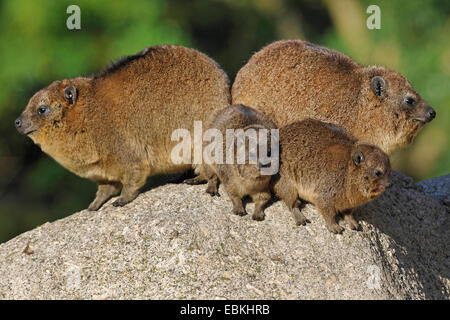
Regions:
[[232, 40, 435, 155], [273, 119, 391, 234], [18, 45, 231, 210], [202, 105, 277, 221]]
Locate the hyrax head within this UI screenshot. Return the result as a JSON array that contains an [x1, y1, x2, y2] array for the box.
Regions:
[[348, 143, 392, 200], [362, 67, 436, 152], [234, 124, 278, 180], [15, 78, 88, 148]]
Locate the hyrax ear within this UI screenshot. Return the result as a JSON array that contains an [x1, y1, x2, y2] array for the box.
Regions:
[[64, 85, 78, 105], [370, 76, 386, 97], [352, 150, 364, 166]]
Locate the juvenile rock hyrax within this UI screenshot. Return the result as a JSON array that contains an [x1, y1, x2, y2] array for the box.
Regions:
[[232, 40, 436, 154], [273, 119, 391, 234], [202, 105, 278, 221], [15, 45, 230, 210]]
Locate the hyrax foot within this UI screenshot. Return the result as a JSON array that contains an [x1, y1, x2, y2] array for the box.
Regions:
[[320, 208, 344, 234], [227, 190, 246, 216], [326, 223, 344, 234], [88, 183, 121, 211], [113, 190, 139, 207], [252, 193, 270, 222], [252, 211, 265, 221], [206, 184, 220, 197], [184, 177, 207, 185], [205, 175, 220, 196], [344, 214, 360, 231], [112, 171, 146, 208], [207, 190, 220, 197], [111, 190, 139, 207], [295, 215, 310, 226], [112, 197, 132, 207], [88, 201, 103, 211], [292, 209, 310, 226], [232, 208, 247, 216], [252, 215, 264, 221]]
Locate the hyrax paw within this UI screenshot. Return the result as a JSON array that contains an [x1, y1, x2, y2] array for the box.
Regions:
[[295, 217, 311, 226], [327, 224, 344, 234], [348, 220, 360, 231], [87, 203, 101, 211], [112, 199, 129, 207], [232, 209, 247, 216], [184, 178, 206, 185], [344, 215, 360, 231], [293, 212, 310, 226], [206, 190, 220, 197], [88, 200, 103, 211], [252, 213, 265, 221]]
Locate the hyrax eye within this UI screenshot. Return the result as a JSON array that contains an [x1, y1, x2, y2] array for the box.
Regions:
[[403, 97, 415, 106], [37, 106, 50, 116], [374, 169, 383, 178]]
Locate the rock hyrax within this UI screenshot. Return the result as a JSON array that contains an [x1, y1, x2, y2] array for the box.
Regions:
[[202, 105, 278, 221], [232, 40, 436, 154], [273, 119, 391, 234], [15, 45, 230, 210]]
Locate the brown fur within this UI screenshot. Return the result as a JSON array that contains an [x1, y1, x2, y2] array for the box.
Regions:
[[202, 105, 277, 220], [273, 119, 391, 234], [232, 40, 436, 154], [16, 45, 231, 210]]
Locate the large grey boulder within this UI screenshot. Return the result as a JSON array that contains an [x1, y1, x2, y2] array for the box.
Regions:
[[0, 171, 448, 299], [418, 174, 450, 207]]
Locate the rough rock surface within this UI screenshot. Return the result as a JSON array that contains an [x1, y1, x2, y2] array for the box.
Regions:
[[418, 174, 450, 207], [0, 171, 448, 300]]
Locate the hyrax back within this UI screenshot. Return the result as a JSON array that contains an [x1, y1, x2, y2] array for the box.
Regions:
[[232, 40, 436, 154], [203, 105, 278, 221], [16, 45, 230, 210], [273, 119, 391, 234]]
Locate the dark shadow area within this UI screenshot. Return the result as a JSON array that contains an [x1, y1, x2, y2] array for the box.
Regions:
[[354, 172, 449, 299]]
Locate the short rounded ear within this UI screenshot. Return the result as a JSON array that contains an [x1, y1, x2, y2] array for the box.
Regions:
[[64, 85, 78, 105], [370, 76, 386, 97], [352, 150, 364, 166]]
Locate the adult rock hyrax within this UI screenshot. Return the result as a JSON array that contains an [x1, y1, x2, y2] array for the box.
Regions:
[[15, 45, 230, 210], [273, 119, 391, 234], [202, 105, 278, 221], [232, 40, 436, 154]]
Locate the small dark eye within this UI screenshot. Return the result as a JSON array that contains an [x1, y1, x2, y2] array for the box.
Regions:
[[37, 106, 50, 116], [404, 97, 415, 106], [374, 169, 383, 178]]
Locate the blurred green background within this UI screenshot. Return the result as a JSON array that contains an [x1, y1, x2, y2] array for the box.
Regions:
[[0, 0, 448, 243]]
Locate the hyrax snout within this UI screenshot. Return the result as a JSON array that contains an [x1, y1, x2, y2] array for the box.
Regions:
[[202, 105, 278, 221], [16, 45, 230, 210], [273, 119, 391, 234]]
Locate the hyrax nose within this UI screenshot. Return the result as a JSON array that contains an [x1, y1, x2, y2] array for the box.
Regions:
[[425, 106, 436, 122], [14, 117, 22, 129]]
